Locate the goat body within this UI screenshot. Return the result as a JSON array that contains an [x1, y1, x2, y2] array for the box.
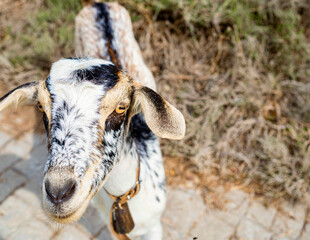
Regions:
[[0, 2, 185, 240]]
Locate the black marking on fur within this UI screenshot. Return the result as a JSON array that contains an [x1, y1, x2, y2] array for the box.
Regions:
[[130, 113, 156, 158], [49, 103, 66, 146], [43, 112, 49, 135], [94, 3, 113, 47], [158, 180, 167, 194], [51, 120, 62, 132], [45, 77, 51, 89], [123, 86, 134, 127], [92, 127, 124, 189], [143, 158, 151, 170], [63, 101, 69, 113], [53, 112, 64, 125], [94, 2, 121, 67], [73, 64, 119, 90], [140, 87, 167, 117], [101, 130, 120, 158], [74, 110, 84, 120], [156, 196, 160, 202], [45, 77, 54, 102], [51, 137, 65, 147], [154, 171, 159, 177], [150, 175, 155, 185], [105, 111, 126, 132], [0, 81, 38, 102], [65, 57, 82, 60]]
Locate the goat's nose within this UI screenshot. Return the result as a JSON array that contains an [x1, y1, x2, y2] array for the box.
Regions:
[[45, 179, 76, 204]]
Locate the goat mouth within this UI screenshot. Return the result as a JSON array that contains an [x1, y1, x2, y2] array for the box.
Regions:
[[45, 192, 93, 224]]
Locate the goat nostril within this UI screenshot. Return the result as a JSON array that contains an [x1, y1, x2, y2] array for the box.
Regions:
[[60, 180, 76, 201], [45, 180, 57, 202], [45, 179, 76, 204]]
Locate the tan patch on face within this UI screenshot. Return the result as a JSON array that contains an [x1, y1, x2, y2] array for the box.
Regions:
[[95, 123, 105, 157], [91, 74, 133, 160], [98, 75, 132, 129]]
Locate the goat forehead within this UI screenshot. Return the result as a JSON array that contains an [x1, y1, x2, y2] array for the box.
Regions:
[[46, 58, 122, 110], [49, 58, 120, 90], [51, 82, 103, 109], [50, 58, 113, 82]]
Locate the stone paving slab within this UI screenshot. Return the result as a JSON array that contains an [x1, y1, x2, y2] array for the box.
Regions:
[[246, 201, 277, 229], [214, 189, 251, 227], [95, 226, 113, 240], [0, 132, 309, 240], [0, 169, 26, 203], [8, 219, 54, 240], [237, 217, 273, 240], [301, 223, 310, 240], [0, 132, 34, 174], [13, 139, 47, 179], [162, 187, 207, 239], [0, 193, 36, 239], [52, 227, 91, 240]]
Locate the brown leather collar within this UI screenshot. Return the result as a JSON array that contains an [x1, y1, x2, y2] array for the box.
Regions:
[[104, 140, 141, 240]]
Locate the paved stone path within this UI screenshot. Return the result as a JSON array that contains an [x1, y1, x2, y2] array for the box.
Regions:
[[0, 131, 309, 240]]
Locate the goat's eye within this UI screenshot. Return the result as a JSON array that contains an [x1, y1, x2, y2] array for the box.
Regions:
[[37, 103, 44, 112], [115, 105, 127, 114]]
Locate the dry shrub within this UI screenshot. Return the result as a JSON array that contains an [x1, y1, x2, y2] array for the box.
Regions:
[[134, 15, 310, 201]]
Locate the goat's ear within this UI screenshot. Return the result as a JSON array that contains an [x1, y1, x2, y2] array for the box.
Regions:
[[132, 84, 185, 140], [0, 82, 39, 112]]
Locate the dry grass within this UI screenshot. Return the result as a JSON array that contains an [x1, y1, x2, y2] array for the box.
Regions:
[[0, 0, 310, 203], [132, 1, 310, 202]]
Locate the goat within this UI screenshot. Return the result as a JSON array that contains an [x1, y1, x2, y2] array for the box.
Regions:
[[0, 2, 185, 240]]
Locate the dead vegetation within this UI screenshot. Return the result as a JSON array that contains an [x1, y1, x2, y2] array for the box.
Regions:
[[0, 0, 310, 203]]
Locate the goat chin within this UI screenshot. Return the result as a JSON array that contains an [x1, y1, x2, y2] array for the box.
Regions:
[[46, 192, 93, 224]]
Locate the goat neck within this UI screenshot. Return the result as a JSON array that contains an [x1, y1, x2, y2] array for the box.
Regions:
[[103, 137, 139, 196]]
